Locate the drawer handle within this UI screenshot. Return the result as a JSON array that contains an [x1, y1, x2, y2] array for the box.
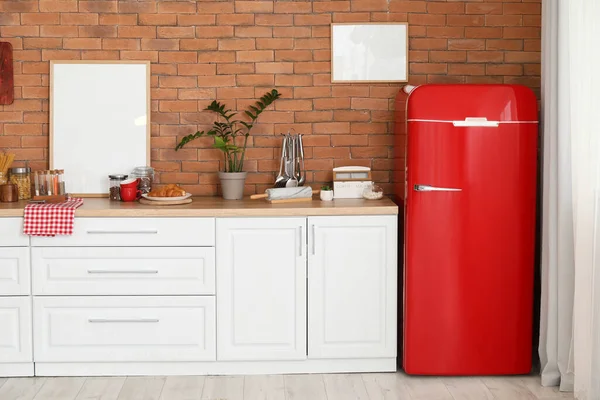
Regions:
[[88, 318, 159, 324], [86, 230, 159, 235], [87, 270, 159, 275]]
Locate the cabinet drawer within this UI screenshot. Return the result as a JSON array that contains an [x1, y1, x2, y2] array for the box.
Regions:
[[32, 247, 215, 296], [0, 248, 31, 295], [0, 297, 33, 363], [34, 296, 216, 362], [30, 217, 215, 247], [0, 218, 29, 247]]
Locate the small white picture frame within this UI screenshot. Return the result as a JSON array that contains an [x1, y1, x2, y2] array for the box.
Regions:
[[331, 23, 408, 83]]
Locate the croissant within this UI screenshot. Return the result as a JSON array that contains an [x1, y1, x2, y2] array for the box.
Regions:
[[148, 184, 187, 198]]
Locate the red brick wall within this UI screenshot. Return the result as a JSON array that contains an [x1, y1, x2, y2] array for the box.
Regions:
[[0, 0, 541, 196]]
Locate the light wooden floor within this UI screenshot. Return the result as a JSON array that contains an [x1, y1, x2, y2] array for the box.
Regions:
[[0, 372, 574, 400]]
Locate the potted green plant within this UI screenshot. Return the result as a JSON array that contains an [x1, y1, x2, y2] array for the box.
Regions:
[[320, 185, 334, 201], [175, 89, 281, 200]]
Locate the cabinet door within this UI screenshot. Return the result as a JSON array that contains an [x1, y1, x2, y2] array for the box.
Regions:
[[216, 218, 306, 361], [308, 215, 397, 359], [0, 297, 33, 363], [0, 218, 29, 247], [0, 247, 31, 295]]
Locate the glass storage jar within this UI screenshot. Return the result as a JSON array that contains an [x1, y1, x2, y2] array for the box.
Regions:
[[130, 166, 154, 194], [0, 171, 7, 185], [9, 167, 32, 200], [108, 174, 128, 201]]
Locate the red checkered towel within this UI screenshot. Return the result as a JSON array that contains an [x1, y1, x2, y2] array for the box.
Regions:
[[23, 198, 84, 236]]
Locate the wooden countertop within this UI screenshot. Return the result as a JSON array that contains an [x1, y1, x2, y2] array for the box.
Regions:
[[0, 197, 398, 217]]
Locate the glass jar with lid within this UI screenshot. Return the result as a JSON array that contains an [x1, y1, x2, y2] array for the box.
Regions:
[[108, 174, 128, 201], [130, 166, 154, 194], [9, 167, 32, 200]]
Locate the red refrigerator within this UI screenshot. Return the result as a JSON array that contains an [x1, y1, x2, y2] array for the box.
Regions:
[[402, 84, 538, 375]]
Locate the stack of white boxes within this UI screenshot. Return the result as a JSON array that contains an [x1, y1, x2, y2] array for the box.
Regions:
[[332, 166, 373, 199]]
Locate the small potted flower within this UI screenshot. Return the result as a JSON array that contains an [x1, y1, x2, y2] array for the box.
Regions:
[[320, 185, 334, 201]]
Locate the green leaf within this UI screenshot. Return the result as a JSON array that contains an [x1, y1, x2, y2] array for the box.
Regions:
[[175, 130, 205, 151]]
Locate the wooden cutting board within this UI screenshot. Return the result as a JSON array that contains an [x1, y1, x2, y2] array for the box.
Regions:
[[0, 42, 14, 105], [139, 198, 193, 206]]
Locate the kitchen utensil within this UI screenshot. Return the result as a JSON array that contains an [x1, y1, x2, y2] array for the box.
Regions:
[[141, 193, 192, 202], [0, 183, 18, 202], [250, 186, 319, 204], [274, 135, 289, 188], [297, 134, 306, 186], [286, 135, 298, 187], [120, 186, 141, 202], [139, 197, 193, 206]]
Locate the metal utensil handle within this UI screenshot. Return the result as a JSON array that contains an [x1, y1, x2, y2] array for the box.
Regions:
[[277, 136, 287, 176], [414, 184, 462, 192], [88, 318, 159, 323], [87, 270, 159, 274], [298, 134, 306, 185]]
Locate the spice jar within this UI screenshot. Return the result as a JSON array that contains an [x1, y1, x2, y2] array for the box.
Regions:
[[108, 174, 128, 201], [9, 167, 31, 200], [0, 184, 18, 203], [130, 166, 154, 195]]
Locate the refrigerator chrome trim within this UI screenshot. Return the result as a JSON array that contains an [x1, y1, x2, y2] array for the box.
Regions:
[[414, 185, 462, 192]]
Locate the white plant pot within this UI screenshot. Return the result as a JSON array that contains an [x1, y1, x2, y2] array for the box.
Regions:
[[320, 190, 334, 201], [219, 172, 247, 200]]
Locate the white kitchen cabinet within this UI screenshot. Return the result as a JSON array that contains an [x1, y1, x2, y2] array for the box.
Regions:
[[30, 217, 215, 247], [0, 247, 31, 295], [32, 247, 215, 296], [216, 218, 307, 361], [0, 218, 29, 247], [308, 215, 398, 359], [34, 296, 216, 362], [0, 296, 33, 363]]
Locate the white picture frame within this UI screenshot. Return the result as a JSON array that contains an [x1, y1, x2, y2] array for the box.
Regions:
[[331, 23, 408, 83], [50, 61, 151, 196]]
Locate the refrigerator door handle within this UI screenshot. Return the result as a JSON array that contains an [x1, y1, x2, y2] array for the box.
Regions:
[[452, 117, 499, 127], [414, 184, 462, 192]]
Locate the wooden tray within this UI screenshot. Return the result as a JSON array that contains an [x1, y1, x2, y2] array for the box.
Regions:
[[139, 198, 193, 206]]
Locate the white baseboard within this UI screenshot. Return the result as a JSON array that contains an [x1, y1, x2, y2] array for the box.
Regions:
[[34, 358, 397, 376], [0, 363, 34, 377]]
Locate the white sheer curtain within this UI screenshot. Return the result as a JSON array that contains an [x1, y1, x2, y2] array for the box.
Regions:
[[539, 0, 575, 392], [541, 1, 600, 399], [569, 2, 600, 399]]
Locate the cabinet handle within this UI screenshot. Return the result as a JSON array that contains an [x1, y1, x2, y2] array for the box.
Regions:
[[88, 318, 159, 324], [87, 270, 159, 275], [312, 224, 316, 255], [299, 226, 303, 257], [86, 230, 159, 235]]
